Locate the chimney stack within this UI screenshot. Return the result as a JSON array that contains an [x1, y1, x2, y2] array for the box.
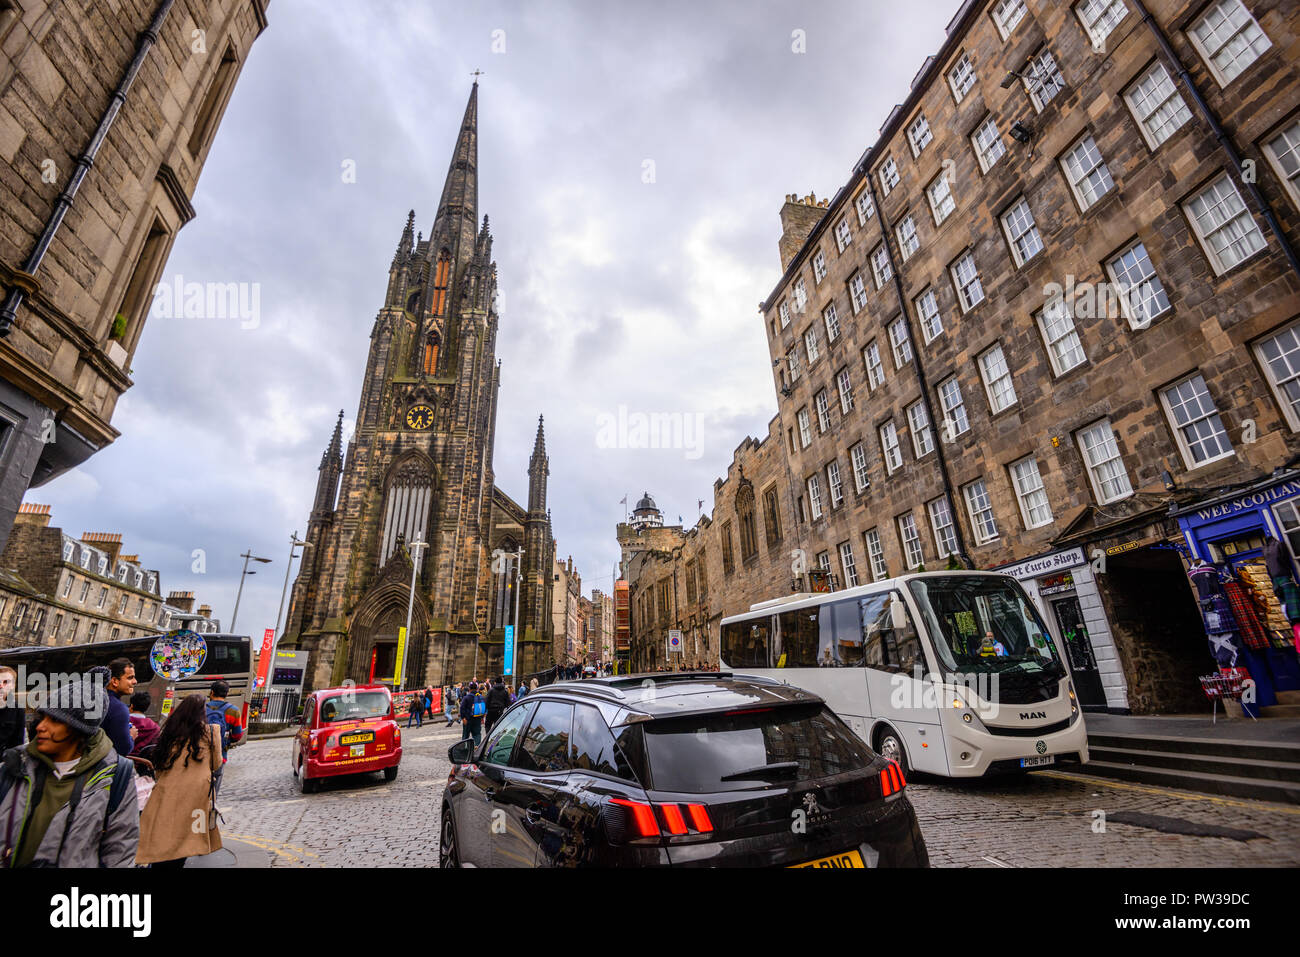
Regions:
[[167, 591, 195, 612], [778, 191, 828, 272], [81, 532, 123, 566], [15, 503, 51, 528], [198, 604, 212, 619]]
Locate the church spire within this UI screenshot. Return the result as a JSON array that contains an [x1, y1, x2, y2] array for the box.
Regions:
[[435, 82, 478, 247], [527, 415, 549, 515], [392, 209, 415, 265], [312, 410, 345, 515]]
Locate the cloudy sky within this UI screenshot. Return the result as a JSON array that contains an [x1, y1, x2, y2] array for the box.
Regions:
[[40, 0, 958, 639]]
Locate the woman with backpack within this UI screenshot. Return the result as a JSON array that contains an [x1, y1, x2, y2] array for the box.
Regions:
[[135, 694, 223, 868]]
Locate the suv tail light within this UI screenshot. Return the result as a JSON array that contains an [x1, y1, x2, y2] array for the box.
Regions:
[[606, 798, 714, 842], [879, 762, 906, 797]]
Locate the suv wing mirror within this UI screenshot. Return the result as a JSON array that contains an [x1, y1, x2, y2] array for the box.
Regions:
[[448, 739, 475, 764]]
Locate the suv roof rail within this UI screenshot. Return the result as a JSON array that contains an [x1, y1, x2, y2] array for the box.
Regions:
[[542, 681, 628, 702]]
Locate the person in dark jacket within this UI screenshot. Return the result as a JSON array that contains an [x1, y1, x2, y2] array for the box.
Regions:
[[0, 666, 24, 753], [459, 681, 483, 748], [484, 677, 510, 731], [88, 660, 135, 759]]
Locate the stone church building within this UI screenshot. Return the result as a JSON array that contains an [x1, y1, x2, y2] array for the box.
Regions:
[[282, 84, 555, 692]]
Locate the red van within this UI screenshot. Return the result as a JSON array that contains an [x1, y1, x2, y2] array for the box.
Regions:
[[292, 684, 402, 793]]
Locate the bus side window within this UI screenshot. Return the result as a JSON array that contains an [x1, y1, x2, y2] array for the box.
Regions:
[[777, 609, 819, 667], [721, 619, 770, 669], [860, 594, 898, 673], [828, 600, 864, 666]]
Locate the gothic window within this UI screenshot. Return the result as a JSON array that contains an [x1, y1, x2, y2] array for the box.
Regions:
[[737, 484, 758, 563], [379, 460, 434, 566], [431, 251, 451, 318], [763, 486, 782, 547], [722, 521, 735, 576], [423, 332, 440, 375]]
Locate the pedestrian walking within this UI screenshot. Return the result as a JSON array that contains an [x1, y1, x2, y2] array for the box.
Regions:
[[460, 681, 484, 749], [128, 691, 161, 756], [135, 694, 223, 868], [0, 676, 138, 867], [204, 680, 244, 801], [0, 665, 24, 753], [88, 659, 135, 759], [444, 684, 459, 727], [406, 691, 423, 728], [424, 687, 435, 720], [516, 679, 527, 699], [529, 677, 539, 694], [485, 676, 509, 731]]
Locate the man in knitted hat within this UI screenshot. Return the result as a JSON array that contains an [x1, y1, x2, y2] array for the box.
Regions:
[[0, 675, 139, 867]]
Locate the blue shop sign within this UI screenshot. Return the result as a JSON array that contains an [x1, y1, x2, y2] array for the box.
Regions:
[[1177, 478, 1300, 560]]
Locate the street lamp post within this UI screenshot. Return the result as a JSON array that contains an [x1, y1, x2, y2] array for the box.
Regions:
[[270, 531, 312, 658], [230, 549, 271, 633], [510, 547, 523, 681], [401, 537, 428, 691]]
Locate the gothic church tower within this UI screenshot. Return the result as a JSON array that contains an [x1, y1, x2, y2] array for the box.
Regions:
[[284, 84, 552, 690]]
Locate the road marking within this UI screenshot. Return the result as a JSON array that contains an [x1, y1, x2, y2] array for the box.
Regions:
[[1040, 770, 1300, 816], [225, 833, 315, 865], [980, 855, 1014, 867]]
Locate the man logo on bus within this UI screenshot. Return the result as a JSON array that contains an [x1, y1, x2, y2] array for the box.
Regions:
[[1036, 740, 1047, 755]]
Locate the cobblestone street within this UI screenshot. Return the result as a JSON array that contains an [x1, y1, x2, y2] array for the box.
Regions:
[[218, 727, 1300, 867]]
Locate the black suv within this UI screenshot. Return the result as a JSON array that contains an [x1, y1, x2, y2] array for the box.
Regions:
[[440, 672, 929, 867]]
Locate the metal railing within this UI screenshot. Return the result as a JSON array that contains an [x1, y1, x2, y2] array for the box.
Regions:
[[248, 689, 305, 729]]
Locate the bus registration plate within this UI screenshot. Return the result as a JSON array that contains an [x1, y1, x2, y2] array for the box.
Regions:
[[340, 732, 373, 746], [1020, 755, 1054, 768], [789, 849, 866, 869]]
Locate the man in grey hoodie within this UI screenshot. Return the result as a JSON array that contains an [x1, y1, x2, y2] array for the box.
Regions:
[[0, 676, 139, 867]]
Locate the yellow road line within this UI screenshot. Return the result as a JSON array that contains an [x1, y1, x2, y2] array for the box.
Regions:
[[226, 832, 322, 860], [1040, 770, 1300, 816]]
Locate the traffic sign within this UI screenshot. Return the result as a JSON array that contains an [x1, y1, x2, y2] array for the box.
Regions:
[[668, 629, 682, 654]]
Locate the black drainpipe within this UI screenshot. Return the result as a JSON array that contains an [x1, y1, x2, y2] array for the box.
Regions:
[[1132, 0, 1300, 284], [0, 0, 177, 337], [863, 172, 974, 568]]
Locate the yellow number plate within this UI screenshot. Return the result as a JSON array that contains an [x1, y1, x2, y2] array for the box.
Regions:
[[340, 732, 373, 746], [789, 849, 865, 869]]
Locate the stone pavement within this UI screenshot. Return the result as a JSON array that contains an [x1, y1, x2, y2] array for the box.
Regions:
[[212, 724, 1300, 867]]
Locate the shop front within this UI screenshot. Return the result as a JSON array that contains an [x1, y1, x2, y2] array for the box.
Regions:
[[994, 547, 1128, 713], [1174, 473, 1300, 713]]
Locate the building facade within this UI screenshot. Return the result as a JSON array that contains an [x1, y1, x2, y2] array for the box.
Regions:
[[0, 0, 267, 550], [0, 502, 220, 649], [281, 85, 557, 692], [624, 0, 1300, 713]]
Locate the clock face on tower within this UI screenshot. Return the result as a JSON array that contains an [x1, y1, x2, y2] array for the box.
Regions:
[[405, 404, 435, 430]]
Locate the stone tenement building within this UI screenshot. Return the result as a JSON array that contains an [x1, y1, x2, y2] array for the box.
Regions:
[[0, 0, 267, 550], [282, 85, 557, 692], [0, 502, 220, 648], [624, 0, 1300, 714]]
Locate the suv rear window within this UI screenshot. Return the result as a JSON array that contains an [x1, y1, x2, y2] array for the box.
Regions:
[[627, 703, 874, 793]]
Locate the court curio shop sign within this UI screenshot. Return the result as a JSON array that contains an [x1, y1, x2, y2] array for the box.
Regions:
[[1193, 480, 1300, 522], [997, 548, 1087, 582]]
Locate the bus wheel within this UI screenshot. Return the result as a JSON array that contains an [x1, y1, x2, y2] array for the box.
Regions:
[[876, 727, 909, 777]]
